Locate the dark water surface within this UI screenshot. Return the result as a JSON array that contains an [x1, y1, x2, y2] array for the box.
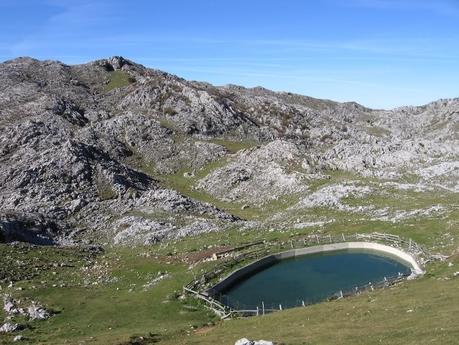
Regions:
[[218, 250, 411, 310]]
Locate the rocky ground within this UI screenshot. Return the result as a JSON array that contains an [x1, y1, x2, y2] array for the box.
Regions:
[[0, 56, 457, 247]]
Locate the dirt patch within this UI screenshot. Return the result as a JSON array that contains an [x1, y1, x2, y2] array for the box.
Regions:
[[182, 246, 232, 264], [194, 325, 216, 335]]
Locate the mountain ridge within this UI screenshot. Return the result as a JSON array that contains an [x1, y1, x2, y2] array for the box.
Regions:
[[0, 56, 457, 246]]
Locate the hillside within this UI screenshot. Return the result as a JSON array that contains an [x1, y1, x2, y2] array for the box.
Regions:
[[0, 56, 457, 246], [0, 56, 458, 345]]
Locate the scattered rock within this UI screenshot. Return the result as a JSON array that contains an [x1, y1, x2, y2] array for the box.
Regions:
[[295, 182, 371, 211], [0, 322, 20, 334], [197, 140, 309, 205], [0, 56, 457, 245], [143, 272, 170, 289], [235, 338, 274, 345], [3, 296, 20, 315], [27, 303, 51, 320], [3, 296, 51, 321]]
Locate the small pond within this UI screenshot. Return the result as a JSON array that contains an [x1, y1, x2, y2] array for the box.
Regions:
[[216, 250, 412, 310]]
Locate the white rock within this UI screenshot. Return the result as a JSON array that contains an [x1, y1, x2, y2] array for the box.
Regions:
[[0, 322, 19, 333], [197, 140, 309, 205], [371, 205, 446, 223], [13, 335, 24, 342], [294, 182, 371, 211], [112, 216, 220, 245], [235, 338, 274, 345], [3, 298, 19, 314], [143, 273, 170, 289], [27, 304, 50, 320], [417, 161, 459, 179]]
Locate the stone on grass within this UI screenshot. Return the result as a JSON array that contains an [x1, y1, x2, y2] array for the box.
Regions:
[[235, 338, 274, 345], [0, 322, 19, 333], [27, 304, 51, 320], [3, 297, 19, 315]]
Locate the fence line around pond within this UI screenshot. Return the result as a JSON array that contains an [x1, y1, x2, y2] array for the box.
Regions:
[[218, 271, 410, 317], [183, 232, 433, 318]]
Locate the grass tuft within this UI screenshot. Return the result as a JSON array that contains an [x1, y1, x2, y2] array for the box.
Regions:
[[104, 71, 136, 91]]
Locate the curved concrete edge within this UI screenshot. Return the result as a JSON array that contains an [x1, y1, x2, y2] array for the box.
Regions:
[[209, 242, 424, 294]]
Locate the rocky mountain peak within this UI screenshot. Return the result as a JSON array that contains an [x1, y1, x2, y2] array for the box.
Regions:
[[0, 56, 457, 246]]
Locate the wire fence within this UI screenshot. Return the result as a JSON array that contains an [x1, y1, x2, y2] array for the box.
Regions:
[[216, 271, 410, 317], [183, 232, 432, 318]]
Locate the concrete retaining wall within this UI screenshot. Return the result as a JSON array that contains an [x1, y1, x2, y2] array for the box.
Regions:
[[209, 242, 423, 294]]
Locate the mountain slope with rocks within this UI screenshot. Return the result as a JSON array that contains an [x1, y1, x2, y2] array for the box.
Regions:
[[0, 56, 457, 246]]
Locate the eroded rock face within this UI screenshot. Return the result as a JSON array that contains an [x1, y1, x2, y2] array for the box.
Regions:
[[197, 140, 310, 204], [0, 213, 57, 245], [296, 182, 372, 211], [112, 216, 224, 245], [0, 56, 457, 244]]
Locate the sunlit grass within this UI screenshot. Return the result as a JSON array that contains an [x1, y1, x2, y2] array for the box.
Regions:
[[104, 70, 135, 91]]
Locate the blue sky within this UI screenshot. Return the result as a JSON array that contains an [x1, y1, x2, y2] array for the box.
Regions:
[[1, 0, 458, 109]]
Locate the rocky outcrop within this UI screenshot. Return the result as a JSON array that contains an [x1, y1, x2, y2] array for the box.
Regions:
[[0, 213, 58, 244], [26, 303, 51, 321], [0, 322, 20, 334], [2, 296, 52, 321], [197, 140, 310, 204], [0, 56, 457, 244], [295, 182, 372, 211]]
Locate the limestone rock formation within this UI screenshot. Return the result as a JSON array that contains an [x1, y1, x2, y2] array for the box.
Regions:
[[197, 140, 310, 204], [0, 56, 457, 244], [0, 323, 20, 334]]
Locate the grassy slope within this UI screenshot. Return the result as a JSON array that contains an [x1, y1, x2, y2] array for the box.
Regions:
[[1, 152, 457, 344], [151, 154, 301, 221], [0, 245, 218, 345], [104, 71, 135, 91], [1, 207, 458, 345], [165, 260, 459, 345]]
